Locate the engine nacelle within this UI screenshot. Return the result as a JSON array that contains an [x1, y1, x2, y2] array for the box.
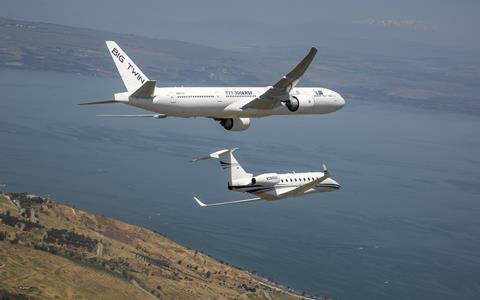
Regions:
[[220, 117, 251, 131], [285, 95, 314, 112], [285, 96, 300, 112], [251, 173, 280, 186]]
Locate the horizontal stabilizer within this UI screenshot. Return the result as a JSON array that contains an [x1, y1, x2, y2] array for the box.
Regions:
[[77, 100, 119, 106], [190, 148, 238, 162], [193, 196, 262, 207], [130, 80, 156, 98], [97, 114, 167, 118]]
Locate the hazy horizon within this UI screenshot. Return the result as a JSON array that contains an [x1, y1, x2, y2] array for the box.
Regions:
[[1, 1, 479, 299], [2, 0, 480, 51]]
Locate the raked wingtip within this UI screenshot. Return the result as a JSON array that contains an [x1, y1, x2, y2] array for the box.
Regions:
[[193, 196, 206, 207]]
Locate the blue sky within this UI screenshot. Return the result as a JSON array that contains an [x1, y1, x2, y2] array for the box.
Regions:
[[2, 0, 479, 50]]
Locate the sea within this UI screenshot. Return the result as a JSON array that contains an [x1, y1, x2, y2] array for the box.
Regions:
[[1, 69, 479, 299]]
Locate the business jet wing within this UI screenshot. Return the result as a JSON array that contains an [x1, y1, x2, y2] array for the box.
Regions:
[[241, 47, 317, 110], [193, 196, 262, 207], [278, 164, 330, 198]]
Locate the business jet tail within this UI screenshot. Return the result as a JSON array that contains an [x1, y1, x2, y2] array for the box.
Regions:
[[191, 148, 253, 184], [105, 41, 150, 92]]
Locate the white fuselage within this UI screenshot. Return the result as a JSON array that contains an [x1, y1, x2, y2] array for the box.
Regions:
[[115, 86, 345, 118], [229, 171, 340, 201]]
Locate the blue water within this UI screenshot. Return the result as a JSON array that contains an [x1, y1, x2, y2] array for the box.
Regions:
[[1, 69, 479, 299]]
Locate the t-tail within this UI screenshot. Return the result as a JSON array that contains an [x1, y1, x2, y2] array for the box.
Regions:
[[191, 148, 253, 185]]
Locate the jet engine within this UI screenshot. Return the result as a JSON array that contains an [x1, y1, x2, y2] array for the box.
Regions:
[[251, 173, 280, 185], [285, 96, 300, 112], [219, 117, 251, 131], [284, 95, 315, 112]]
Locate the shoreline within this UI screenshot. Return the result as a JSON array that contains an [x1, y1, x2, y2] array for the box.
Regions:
[[0, 191, 323, 299]]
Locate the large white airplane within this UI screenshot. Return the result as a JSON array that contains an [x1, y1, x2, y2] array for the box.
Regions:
[[80, 41, 345, 131], [191, 148, 340, 207]]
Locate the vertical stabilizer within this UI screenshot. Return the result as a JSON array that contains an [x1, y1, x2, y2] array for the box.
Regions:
[[105, 41, 149, 92], [191, 148, 252, 184], [217, 148, 251, 183]]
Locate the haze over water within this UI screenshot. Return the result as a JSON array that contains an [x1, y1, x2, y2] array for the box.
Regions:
[[1, 70, 479, 299]]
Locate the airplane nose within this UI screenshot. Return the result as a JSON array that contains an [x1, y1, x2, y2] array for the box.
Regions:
[[336, 93, 345, 109], [324, 177, 341, 190], [338, 94, 345, 108], [327, 92, 345, 112], [330, 178, 341, 190]]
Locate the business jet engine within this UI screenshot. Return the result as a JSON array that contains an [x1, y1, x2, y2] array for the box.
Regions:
[[219, 117, 251, 131], [251, 173, 280, 186]]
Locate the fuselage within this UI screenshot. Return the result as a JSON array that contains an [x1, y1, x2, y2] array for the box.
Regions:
[[229, 171, 341, 200], [115, 86, 345, 118]]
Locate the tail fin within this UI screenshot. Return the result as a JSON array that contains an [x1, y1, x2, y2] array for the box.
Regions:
[[105, 41, 149, 92], [191, 148, 252, 184]]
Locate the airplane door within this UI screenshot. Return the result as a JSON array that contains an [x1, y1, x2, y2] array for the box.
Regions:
[[215, 91, 222, 103], [169, 92, 176, 104]]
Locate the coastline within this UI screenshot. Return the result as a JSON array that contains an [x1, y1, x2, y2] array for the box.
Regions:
[[0, 191, 321, 299]]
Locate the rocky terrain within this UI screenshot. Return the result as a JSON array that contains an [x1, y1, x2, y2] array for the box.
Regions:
[[0, 192, 314, 299]]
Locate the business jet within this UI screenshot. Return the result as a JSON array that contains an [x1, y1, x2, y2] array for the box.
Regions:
[[191, 148, 340, 207], [80, 41, 345, 131]]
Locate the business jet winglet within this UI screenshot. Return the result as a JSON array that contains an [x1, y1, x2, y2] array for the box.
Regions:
[[79, 41, 345, 132], [191, 149, 340, 207]]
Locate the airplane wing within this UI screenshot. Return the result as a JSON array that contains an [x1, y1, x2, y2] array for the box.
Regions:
[[277, 164, 330, 198], [241, 47, 317, 110], [193, 196, 262, 207], [96, 114, 167, 118]]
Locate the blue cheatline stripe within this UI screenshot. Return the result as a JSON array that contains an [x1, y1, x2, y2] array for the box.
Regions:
[[220, 161, 237, 169], [249, 187, 277, 194], [316, 184, 341, 189], [234, 184, 340, 194], [231, 184, 262, 188]]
